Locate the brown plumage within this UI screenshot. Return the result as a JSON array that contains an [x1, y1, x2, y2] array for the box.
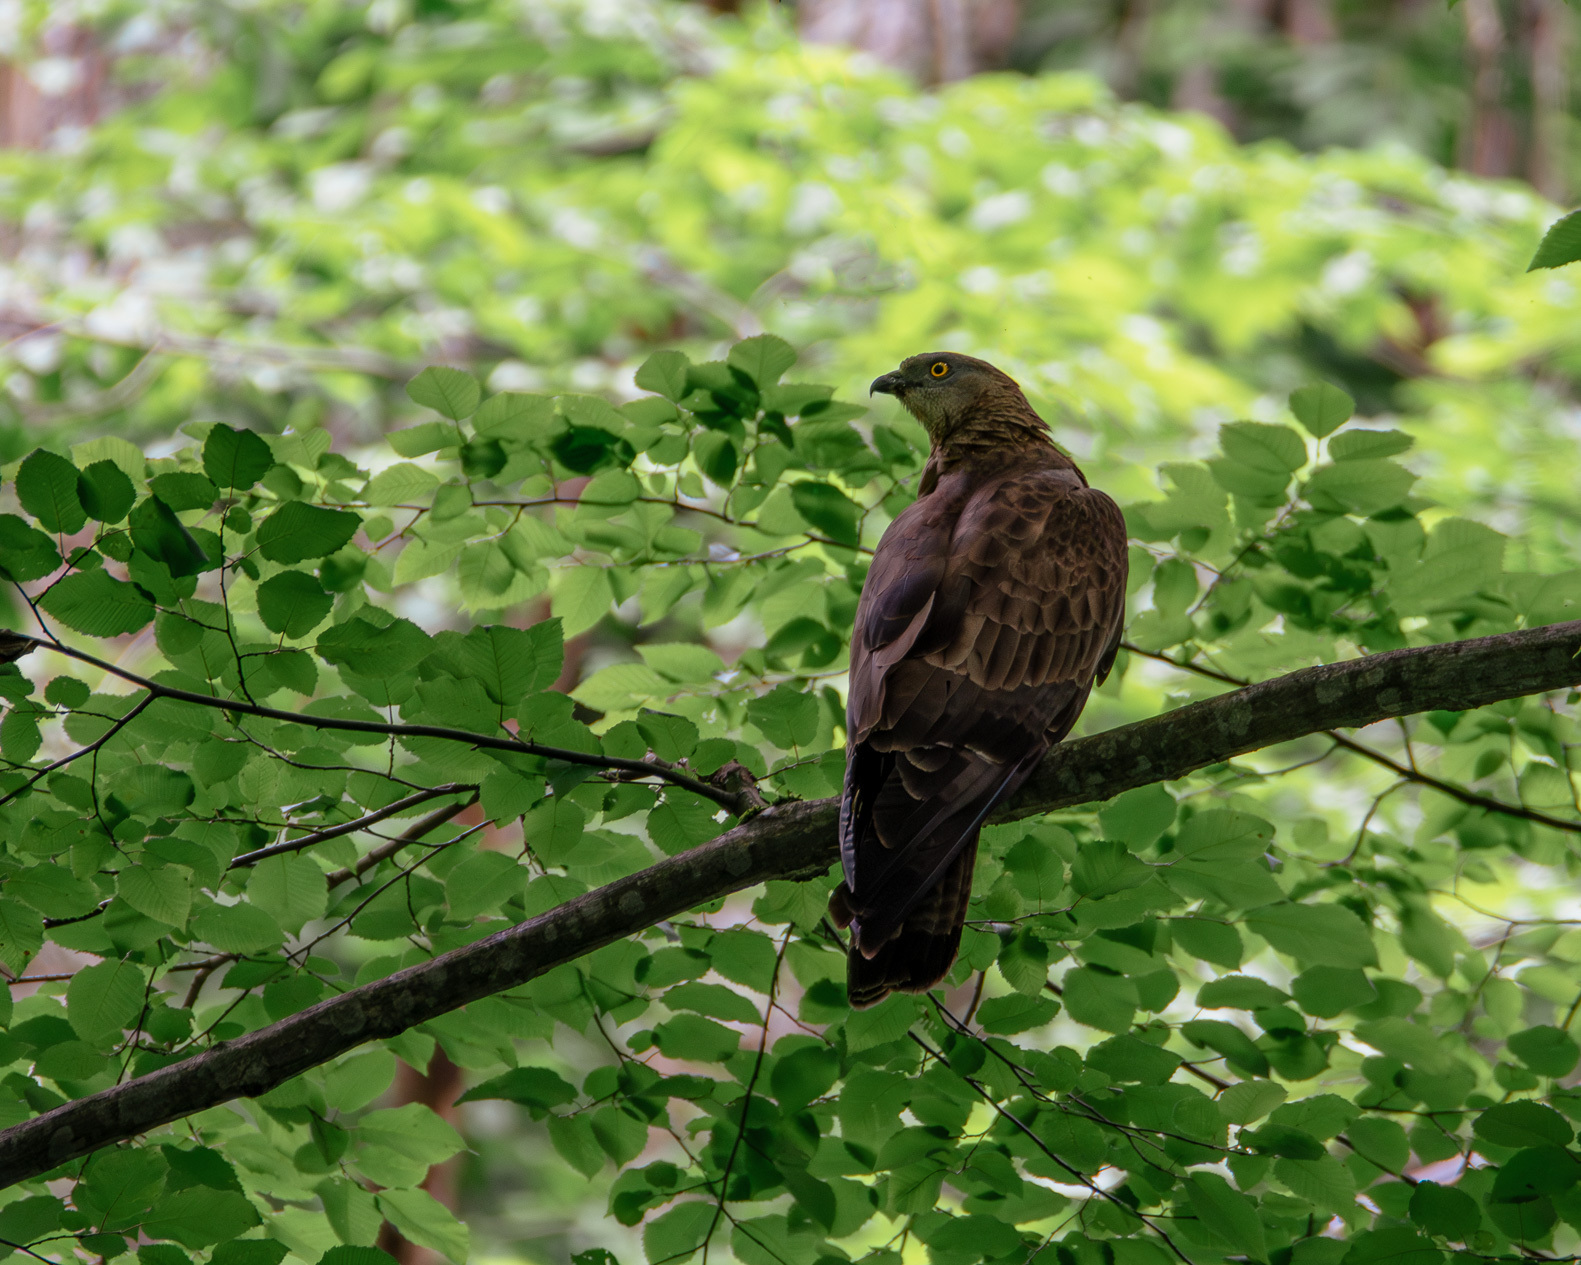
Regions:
[[830, 352, 1129, 1008]]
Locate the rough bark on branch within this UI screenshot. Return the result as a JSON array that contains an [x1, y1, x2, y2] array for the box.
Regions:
[[2, 620, 1579, 1189]]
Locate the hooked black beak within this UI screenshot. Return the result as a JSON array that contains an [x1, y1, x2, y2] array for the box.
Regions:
[[870, 371, 905, 396]]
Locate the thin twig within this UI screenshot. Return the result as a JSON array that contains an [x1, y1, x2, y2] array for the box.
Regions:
[[229, 783, 476, 868], [8, 635, 745, 812]]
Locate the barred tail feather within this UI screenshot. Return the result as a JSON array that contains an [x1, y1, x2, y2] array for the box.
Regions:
[[838, 845, 977, 1009]]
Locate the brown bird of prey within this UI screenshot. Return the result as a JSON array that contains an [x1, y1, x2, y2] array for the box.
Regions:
[[830, 352, 1129, 1007]]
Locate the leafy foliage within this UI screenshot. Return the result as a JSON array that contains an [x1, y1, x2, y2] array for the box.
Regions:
[[0, 4, 1580, 1265], [0, 328, 1579, 1265]]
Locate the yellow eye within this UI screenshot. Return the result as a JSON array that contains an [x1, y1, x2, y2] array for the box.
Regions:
[[930, 361, 949, 378]]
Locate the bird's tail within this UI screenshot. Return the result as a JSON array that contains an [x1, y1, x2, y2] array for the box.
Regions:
[[830, 845, 977, 1009]]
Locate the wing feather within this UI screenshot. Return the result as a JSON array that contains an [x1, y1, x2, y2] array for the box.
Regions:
[[837, 460, 1128, 999]]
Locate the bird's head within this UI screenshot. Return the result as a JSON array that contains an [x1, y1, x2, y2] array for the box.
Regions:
[[869, 352, 1044, 447]]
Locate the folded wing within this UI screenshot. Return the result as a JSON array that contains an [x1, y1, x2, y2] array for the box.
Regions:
[[835, 464, 1128, 1004]]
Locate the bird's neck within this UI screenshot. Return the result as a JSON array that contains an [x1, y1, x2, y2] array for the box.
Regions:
[[930, 414, 1073, 469], [919, 428, 1080, 495]]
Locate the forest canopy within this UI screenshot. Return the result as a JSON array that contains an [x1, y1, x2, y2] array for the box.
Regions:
[[0, 5, 1580, 1265]]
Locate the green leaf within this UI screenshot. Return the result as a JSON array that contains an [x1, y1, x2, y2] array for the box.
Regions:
[[1529, 208, 1581, 270], [189, 903, 284, 954], [1244, 902, 1376, 968], [203, 425, 276, 490], [846, 994, 919, 1051], [388, 423, 456, 458], [256, 502, 361, 564], [746, 685, 819, 749], [1085, 1033, 1178, 1083], [643, 1201, 714, 1265], [1097, 784, 1176, 850], [316, 615, 432, 678], [456, 1066, 577, 1116], [1182, 1018, 1270, 1077], [1347, 1116, 1409, 1174], [377, 1189, 468, 1264], [455, 621, 564, 702], [78, 460, 136, 523], [444, 850, 524, 920], [665, 981, 761, 1024], [1508, 1025, 1581, 1077], [364, 462, 440, 506], [407, 367, 480, 420], [129, 495, 210, 577], [548, 1114, 605, 1179], [654, 1013, 741, 1062], [0, 897, 44, 973], [16, 449, 86, 534], [789, 481, 860, 546], [771, 1046, 839, 1112], [247, 853, 328, 935], [1304, 458, 1416, 516], [1061, 966, 1137, 1033], [1339, 1228, 1442, 1265], [1220, 421, 1307, 472], [976, 993, 1060, 1035], [1329, 429, 1413, 461], [1290, 383, 1355, 438], [1408, 1181, 1480, 1240], [1217, 1080, 1286, 1124], [140, 1188, 259, 1247], [1184, 1171, 1266, 1259], [212, 1243, 290, 1265], [1474, 1101, 1573, 1149], [39, 567, 155, 636], [634, 350, 691, 402], [256, 569, 334, 638], [1291, 966, 1376, 1018], [316, 1247, 400, 1265], [0, 512, 61, 580], [117, 865, 192, 928], [1197, 975, 1290, 1010], [727, 334, 797, 387], [67, 959, 147, 1044], [148, 472, 218, 512], [1071, 840, 1151, 897]]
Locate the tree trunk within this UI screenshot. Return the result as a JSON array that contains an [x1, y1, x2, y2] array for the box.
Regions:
[[1463, 0, 1520, 178], [1527, 0, 1570, 201], [797, 0, 1021, 84]]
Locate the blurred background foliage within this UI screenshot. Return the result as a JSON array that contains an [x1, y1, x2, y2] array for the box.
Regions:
[[1, 2, 1581, 1265]]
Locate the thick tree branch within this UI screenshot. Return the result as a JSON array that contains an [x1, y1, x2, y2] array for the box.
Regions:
[[1123, 642, 1581, 834], [2, 620, 1578, 1189]]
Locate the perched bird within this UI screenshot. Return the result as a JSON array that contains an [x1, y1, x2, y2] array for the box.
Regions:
[[830, 352, 1129, 1007]]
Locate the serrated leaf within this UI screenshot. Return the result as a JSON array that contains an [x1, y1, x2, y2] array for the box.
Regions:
[[635, 350, 690, 401], [407, 367, 480, 420], [78, 460, 137, 523], [256, 502, 361, 564], [67, 959, 147, 1044], [117, 865, 193, 928], [203, 424, 276, 490], [256, 569, 334, 638], [39, 568, 155, 635], [727, 334, 797, 387], [1185, 1171, 1266, 1259], [377, 1189, 468, 1264], [16, 449, 86, 534], [1290, 382, 1355, 438], [1529, 208, 1581, 270]]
